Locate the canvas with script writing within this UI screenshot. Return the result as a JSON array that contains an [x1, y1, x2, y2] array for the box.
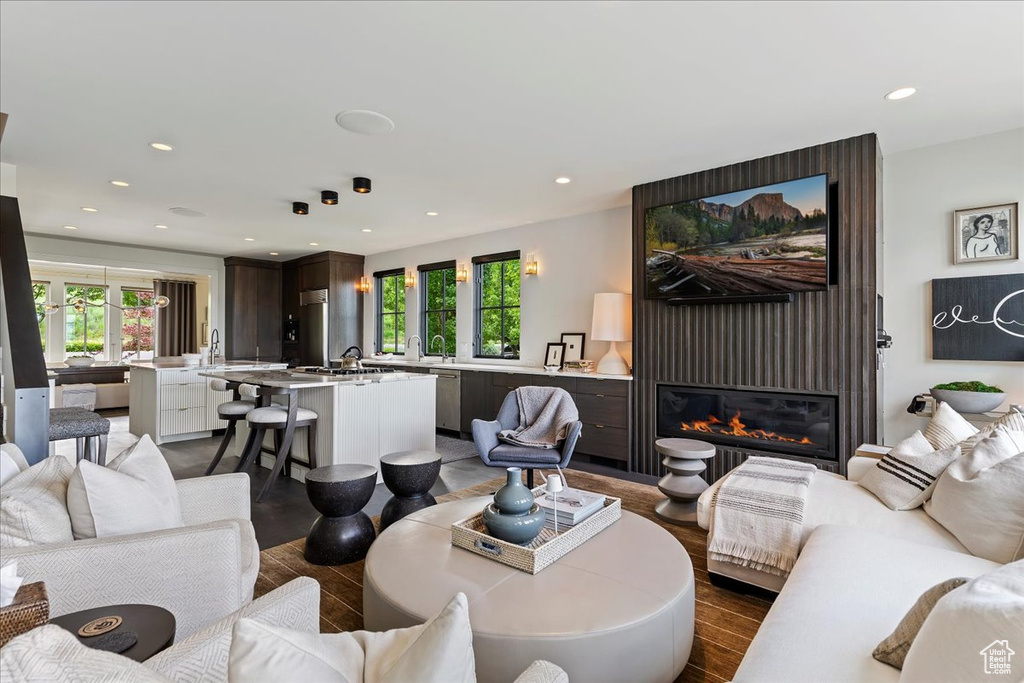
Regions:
[[932, 273, 1024, 361]]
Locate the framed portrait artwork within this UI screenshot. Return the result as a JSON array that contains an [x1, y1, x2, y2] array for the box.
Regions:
[[953, 203, 1018, 264], [560, 333, 586, 363], [544, 342, 566, 367]]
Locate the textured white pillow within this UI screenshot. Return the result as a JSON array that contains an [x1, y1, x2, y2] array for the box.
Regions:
[[228, 593, 476, 683], [925, 428, 1024, 564], [923, 401, 979, 449], [0, 444, 30, 486], [0, 457, 74, 548], [67, 435, 183, 540], [858, 432, 956, 510], [0, 624, 172, 682], [901, 560, 1024, 683]]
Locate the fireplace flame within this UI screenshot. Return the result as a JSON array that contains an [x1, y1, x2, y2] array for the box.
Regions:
[[679, 410, 817, 446]]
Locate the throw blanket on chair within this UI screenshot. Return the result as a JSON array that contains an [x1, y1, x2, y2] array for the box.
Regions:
[[707, 456, 817, 577], [499, 387, 579, 449]]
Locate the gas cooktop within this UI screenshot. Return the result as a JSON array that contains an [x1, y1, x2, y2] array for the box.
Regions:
[[298, 366, 396, 376]]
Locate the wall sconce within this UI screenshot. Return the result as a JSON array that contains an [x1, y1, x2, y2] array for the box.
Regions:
[[356, 276, 372, 294], [404, 269, 416, 289], [524, 253, 539, 276], [455, 262, 469, 283]]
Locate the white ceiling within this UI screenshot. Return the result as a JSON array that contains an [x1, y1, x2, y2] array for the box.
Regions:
[[2, 1, 1021, 260]]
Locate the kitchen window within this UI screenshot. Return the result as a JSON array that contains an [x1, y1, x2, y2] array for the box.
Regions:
[[65, 284, 107, 358], [473, 251, 520, 359], [419, 261, 457, 357], [121, 287, 156, 361], [32, 281, 48, 352], [375, 269, 406, 354]]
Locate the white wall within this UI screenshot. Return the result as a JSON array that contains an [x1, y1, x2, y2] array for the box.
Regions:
[[882, 127, 1024, 443], [23, 235, 224, 358], [362, 206, 632, 368], [0, 162, 16, 196]]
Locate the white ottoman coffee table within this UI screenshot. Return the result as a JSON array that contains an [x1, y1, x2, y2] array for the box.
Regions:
[[363, 497, 694, 683]]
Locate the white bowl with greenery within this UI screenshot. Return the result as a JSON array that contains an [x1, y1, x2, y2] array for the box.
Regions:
[[65, 356, 96, 368], [931, 381, 1005, 413]]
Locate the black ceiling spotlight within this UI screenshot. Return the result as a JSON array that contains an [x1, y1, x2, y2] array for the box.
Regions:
[[353, 177, 371, 194], [321, 190, 339, 205], [293, 201, 309, 215]]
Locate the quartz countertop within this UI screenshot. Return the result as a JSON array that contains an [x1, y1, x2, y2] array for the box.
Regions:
[[130, 361, 287, 371], [198, 368, 435, 389], [353, 357, 633, 381]]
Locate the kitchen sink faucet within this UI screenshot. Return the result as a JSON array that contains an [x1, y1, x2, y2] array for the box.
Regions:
[[407, 335, 423, 361], [209, 329, 220, 364], [430, 335, 448, 362]]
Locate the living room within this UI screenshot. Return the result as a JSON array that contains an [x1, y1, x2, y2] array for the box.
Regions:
[[1, 2, 1022, 682]]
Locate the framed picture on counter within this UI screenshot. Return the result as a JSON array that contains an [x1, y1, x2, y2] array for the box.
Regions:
[[544, 342, 566, 367], [560, 333, 586, 363]]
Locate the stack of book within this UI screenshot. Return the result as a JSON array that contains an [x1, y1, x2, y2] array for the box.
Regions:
[[534, 487, 606, 531]]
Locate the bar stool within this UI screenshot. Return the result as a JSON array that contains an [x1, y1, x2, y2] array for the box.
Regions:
[[204, 380, 257, 475], [48, 408, 110, 465], [238, 406, 318, 502]]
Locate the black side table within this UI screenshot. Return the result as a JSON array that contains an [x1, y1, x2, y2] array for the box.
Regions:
[[304, 464, 378, 566], [49, 604, 175, 662], [379, 450, 441, 532]]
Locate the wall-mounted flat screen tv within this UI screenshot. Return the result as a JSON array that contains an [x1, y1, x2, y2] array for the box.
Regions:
[[644, 174, 829, 300]]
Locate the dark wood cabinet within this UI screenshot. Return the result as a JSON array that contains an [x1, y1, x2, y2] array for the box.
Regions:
[[224, 257, 281, 361], [460, 370, 489, 433]]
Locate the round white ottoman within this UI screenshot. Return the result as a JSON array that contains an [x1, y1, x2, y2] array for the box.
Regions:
[[363, 496, 695, 683]]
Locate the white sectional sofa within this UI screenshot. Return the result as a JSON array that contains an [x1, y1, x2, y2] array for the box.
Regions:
[[698, 453, 1022, 682]]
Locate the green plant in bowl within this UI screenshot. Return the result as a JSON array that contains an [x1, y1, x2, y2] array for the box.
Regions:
[[931, 381, 1006, 413]]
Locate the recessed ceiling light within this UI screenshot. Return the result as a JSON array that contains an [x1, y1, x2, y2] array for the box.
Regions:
[[149, 142, 174, 151], [63, 225, 78, 230], [154, 224, 168, 229], [335, 110, 395, 136], [555, 177, 572, 184], [244, 237, 255, 242], [309, 242, 319, 246], [269, 252, 279, 256], [110, 180, 130, 187], [884, 87, 917, 101], [425, 211, 439, 217], [81, 206, 99, 212], [361, 228, 373, 233]]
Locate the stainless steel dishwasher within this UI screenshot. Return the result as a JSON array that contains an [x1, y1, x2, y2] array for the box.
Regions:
[[429, 367, 461, 432]]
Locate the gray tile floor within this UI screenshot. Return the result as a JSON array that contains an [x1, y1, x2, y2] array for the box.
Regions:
[[56, 416, 498, 549]]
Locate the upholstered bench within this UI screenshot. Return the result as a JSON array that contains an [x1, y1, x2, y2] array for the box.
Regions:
[[48, 408, 110, 465]]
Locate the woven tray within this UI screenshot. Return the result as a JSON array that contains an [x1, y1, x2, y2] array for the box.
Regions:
[[0, 582, 49, 647], [451, 487, 621, 574]]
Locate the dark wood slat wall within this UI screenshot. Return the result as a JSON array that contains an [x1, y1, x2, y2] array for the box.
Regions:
[[631, 134, 880, 480]]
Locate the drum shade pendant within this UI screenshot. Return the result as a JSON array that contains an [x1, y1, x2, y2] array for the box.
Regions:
[[321, 190, 339, 205], [353, 177, 371, 194], [293, 202, 309, 215]]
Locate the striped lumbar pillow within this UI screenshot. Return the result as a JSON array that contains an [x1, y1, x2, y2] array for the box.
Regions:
[[858, 432, 960, 510]]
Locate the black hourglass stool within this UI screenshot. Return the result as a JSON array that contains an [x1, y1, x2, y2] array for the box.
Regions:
[[379, 450, 441, 532], [303, 464, 378, 566]]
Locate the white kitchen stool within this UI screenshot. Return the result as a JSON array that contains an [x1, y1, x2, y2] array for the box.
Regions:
[[204, 379, 256, 475]]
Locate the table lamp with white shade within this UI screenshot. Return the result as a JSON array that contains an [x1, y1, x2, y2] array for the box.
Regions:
[[591, 292, 632, 375]]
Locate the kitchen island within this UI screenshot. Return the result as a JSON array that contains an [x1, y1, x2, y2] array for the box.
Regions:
[[199, 368, 436, 484]]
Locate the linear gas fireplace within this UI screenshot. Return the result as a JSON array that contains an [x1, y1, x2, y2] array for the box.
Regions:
[[657, 385, 838, 461]]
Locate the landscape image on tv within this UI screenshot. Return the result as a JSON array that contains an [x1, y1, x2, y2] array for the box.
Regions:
[[644, 174, 828, 299]]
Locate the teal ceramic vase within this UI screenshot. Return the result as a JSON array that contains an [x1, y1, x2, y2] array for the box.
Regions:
[[483, 467, 545, 545]]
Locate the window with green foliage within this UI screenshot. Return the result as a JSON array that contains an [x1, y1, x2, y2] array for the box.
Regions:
[[421, 264, 457, 357], [121, 288, 155, 361], [474, 253, 520, 359], [32, 281, 48, 352], [64, 284, 107, 357], [376, 271, 405, 354]]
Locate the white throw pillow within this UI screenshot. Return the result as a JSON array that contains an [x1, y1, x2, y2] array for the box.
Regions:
[[228, 592, 476, 683], [0, 457, 74, 548], [901, 560, 1024, 683], [0, 624, 172, 682], [858, 432, 957, 510], [925, 429, 1024, 564], [923, 401, 979, 449], [0, 444, 30, 487], [66, 434, 183, 540]]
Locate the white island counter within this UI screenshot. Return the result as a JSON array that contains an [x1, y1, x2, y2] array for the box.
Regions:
[[201, 369, 436, 484]]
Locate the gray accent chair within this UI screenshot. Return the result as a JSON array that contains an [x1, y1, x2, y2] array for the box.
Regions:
[[472, 390, 582, 487]]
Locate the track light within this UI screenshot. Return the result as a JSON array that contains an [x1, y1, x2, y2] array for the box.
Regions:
[[321, 190, 339, 205], [353, 177, 371, 194], [293, 202, 309, 215]]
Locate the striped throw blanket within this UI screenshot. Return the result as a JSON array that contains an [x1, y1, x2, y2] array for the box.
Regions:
[[707, 456, 817, 577]]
